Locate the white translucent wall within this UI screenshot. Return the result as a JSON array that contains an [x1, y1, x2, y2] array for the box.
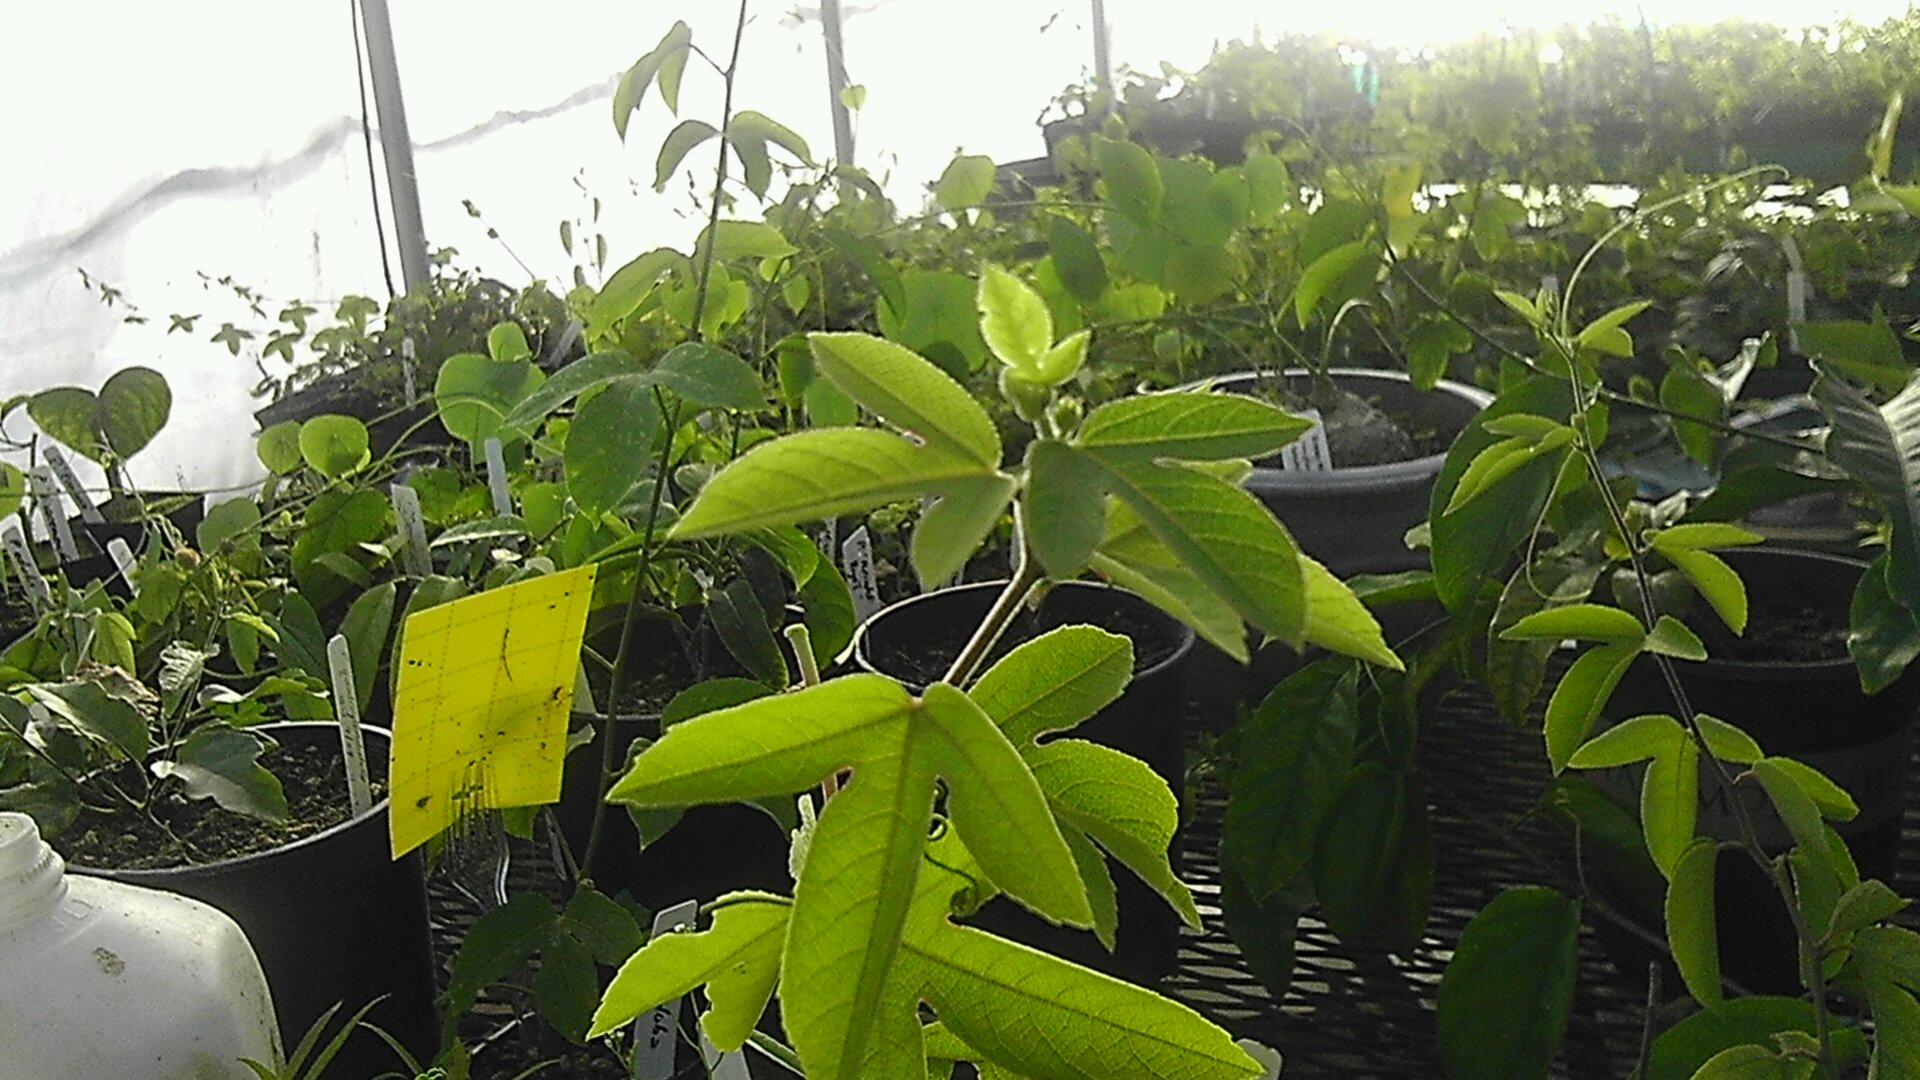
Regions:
[[3, 0, 1913, 501], [1, 3, 386, 498]]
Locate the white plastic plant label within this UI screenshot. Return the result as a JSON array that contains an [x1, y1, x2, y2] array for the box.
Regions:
[[401, 337, 418, 403], [815, 519, 838, 562], [483, 437, 513, 517], [1, 524, 50, 608], [840, 525, 882, 623], [27, 467, 78, 561], [389, 482, 432, 577], [325, 635, 374, 816], [43, 448, 103, 524], [1277, 409, 1334, 472], [106, 538, 138, 596]]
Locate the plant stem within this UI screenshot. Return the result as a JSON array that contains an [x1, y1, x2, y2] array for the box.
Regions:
[[747, 1031, 806, 1074], [580, 0, 749, 886], [941, 510, 1044, 689], [581, 390, 682, 882]]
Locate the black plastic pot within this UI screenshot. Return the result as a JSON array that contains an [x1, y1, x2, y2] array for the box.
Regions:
[[1197, 369, 1492, 577], [558, 709, 795, 911], [254, 371, 445, 458], [1597, 548, 1920, 990], [69, 723, 439, 1077], [81, 491, 206, 557], [855, 580, 1196, 984]]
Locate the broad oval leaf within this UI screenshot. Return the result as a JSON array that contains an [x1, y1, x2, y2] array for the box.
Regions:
[[1501, 603, 1646, 644], [648, 342, 766, 410], [1567, 713, 1684, 769], [1644, 615, 1709, 661], [1025, 441, 1107, 579], [1078, 392, 1312, 462], [1649, 523, 1765, 553], [566, 377, 660, 515], [654, 119, 720, 191], [297, 414, 370, 479], [590, 893, 790, 1041], [1301, 556, 1402, 670], [1642, 737, 1700, 877], [151, 723, 288, 823], [502, 349, 643, 430], [1667, 839, 1724, 1008], [977, 264, 1055, 371], [912, 475, 1016, 590], [671, 428, 999, 540], [1028, 738, 1199, 928], [27, 386, 104, 462], [1046, 215, 1108, 304], [921, 683, 1092, 928], [1092, 136, 1163, 223], [1663, 549, 1749, 635], [968, 625, 1133, 744], [1224, 659, 1360, 898], [914, 922, 1263, 1080], [1545, 643, 1641, 772], [1436, 886, 1581, 1080], [97, 366, 172, 459], [935, 154, 997, 212], [0, 463, 25, 521], [1695, 714, 1765, 764], [1083, 453, 1306, 647], [1813, 366, 1920, 609], [435, 353, 545, 448], [608, 674, 912, 807], [809, 332, 999, 465], [1294, 241, 1379, 326], [256, 420, 304, 474]]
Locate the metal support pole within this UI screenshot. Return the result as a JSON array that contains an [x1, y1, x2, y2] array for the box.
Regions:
[[1091, 0, 1114, 117], [357, 0, 431, 294], [821, 0, 858, 173]]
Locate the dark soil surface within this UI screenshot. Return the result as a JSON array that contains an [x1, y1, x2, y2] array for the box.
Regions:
[[871, 593, 1184, 689], [1721, 600, 1852, 664], [60, 734, 387, 870], [470, 1032, 632, 1079], [1243, 379, 1455, 468]]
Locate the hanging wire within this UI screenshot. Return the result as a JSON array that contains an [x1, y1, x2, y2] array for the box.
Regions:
[[349, 0, 399, 299]]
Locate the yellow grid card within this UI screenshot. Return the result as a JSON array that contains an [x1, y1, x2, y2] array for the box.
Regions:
[[387, 565, 598, 857]]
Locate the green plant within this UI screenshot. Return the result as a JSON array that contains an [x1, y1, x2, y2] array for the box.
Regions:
[[1405, 178, 1920, 1077], [580, 235, 1397, 1075]]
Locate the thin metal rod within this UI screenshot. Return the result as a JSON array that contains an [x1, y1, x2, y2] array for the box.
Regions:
[[357, 0, 431, 293], [820, 0, 858, 173], [1091, 0, 1114, 115]]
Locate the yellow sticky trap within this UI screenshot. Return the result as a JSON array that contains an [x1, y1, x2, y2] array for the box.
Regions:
[[387, 565, 598, 857]]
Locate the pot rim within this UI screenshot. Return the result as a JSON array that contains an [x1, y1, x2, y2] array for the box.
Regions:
[[1679, 547, 1880, 678], [1186, 368, 1494, 493], [69, 720, 394, 879], [852, 579, 1198, 687]]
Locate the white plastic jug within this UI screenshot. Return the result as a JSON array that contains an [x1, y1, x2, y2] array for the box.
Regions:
[[0, 811, 282, 1079]]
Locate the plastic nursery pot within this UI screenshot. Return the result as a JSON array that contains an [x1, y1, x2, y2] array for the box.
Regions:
[[1193, 369, 1493, 577], [558, 709, 795, 911], [855, 580, 1196, 984], [1596, 547, 1920, 991], [253, 370, 448, 459], [82, 491, 207, 556], [67, 722, 439, 1078]]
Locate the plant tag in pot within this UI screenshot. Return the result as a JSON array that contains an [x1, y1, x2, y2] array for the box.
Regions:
[[390, 482, 433, 578], [1277, 409, 1334, 472], [401, 336, 418, 403], [43, 448, 102, 524], [841, 525, 882, 622], [483, 437, 513, 517], [27, 467, 77, 561], [814, 519, 838, 562], [105, 537, 137, 596], [1, 523, 50, 608], [326, 634, 374, 816]]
